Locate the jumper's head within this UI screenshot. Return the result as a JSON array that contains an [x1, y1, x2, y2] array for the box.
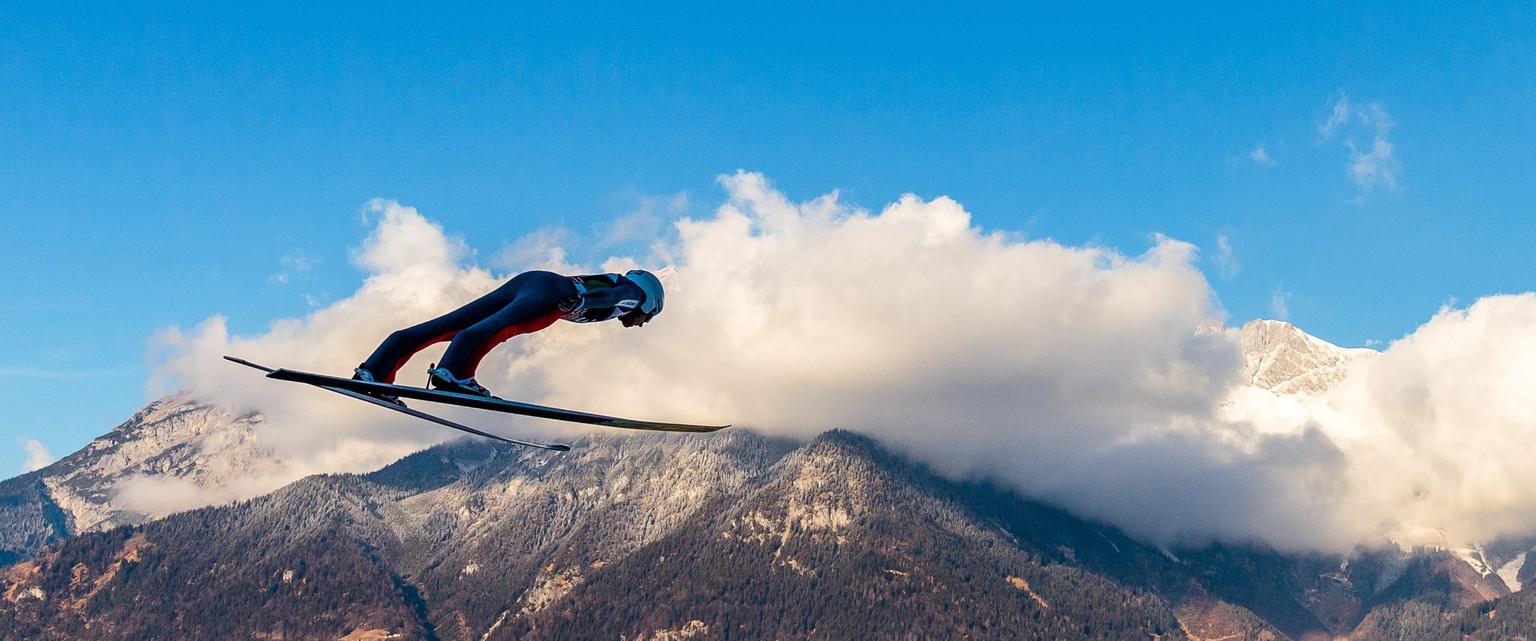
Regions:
[[621, 269, 665, 326]]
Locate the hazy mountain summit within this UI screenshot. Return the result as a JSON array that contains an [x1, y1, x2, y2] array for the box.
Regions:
[[0, 394, 275, 564], [1239, 319, 1376, 396]]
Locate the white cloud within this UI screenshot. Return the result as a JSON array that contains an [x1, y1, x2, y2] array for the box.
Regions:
[[489, 193, 688, 271], [1271, 284, 1292, 320], [112, 466, 390, 520], [1240, 294, 1536, 547], [153, 173, 1536, 553], [269, 250, 323, 285], [599, 192, 686, 249], [1213, 234, 1240, 278], [1249, 145, 1275, 166], [18, 437, 53, 472], [152, 200, 510, 486], [1319, 94, 1402, 194], [1347, 136, 1400, 192], [491, 227, 578, 273], [159, 175, 1258, 548], [1382, 297, 1536, 545], [1320, 94, 1352, 139]]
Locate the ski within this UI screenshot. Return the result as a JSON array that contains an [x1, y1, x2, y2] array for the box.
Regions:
[[226, 356, 729, 433], [224, 356, 570, 451]]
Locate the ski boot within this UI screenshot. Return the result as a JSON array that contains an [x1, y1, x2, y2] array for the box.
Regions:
[[427, 365, 495, 398], [352, 365, 405, 406]]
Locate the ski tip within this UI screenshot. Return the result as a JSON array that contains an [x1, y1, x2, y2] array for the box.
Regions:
[[548, 443, 573, 452], [223, 355, 274, 373]]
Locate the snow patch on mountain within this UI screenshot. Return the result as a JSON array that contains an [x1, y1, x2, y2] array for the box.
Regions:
[[31, 394, 289, 533], [1454, 544, 1495, 577], [1496, 553, 1526, 592], [1239, 319, 1377, 396]]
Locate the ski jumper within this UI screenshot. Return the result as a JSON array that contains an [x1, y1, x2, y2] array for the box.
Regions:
[[359, 270, 646, 384]]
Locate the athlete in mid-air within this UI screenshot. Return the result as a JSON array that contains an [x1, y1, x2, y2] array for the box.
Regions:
[[352, 269, 664, 398]]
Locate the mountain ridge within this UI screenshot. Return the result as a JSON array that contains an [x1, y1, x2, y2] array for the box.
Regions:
[[1239, 319, 1376, 396], [1, 430, 1236, 640], [5, 426, 1532, 639], [0, 394, 280, 564]]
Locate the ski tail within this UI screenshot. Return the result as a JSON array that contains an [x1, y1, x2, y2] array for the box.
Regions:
[[222, 356, 570, 451]]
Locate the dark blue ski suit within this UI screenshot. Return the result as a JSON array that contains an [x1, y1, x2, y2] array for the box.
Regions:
[[358, 270, 650, 384]]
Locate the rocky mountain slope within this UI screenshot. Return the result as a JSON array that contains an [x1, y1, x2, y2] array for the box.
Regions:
[[4, 425, 1533, 640], [1, 430, 1272, 640], [1239, 319, 1376, 396], [0, 394, 275, 564]]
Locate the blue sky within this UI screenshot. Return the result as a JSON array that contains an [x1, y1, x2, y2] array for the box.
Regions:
[[3, 2, 1534, 474]]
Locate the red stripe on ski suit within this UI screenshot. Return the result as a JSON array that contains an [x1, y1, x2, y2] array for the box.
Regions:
[[376, 329, 457, 384], [459, 309, 566, 378]]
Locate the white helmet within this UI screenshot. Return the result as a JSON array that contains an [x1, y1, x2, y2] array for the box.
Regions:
[[624, 270, 665, 317]]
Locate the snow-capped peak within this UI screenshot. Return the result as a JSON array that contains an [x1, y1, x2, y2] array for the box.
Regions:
[[34, 394, 281, 533], [1239, 319, 1376, 397]]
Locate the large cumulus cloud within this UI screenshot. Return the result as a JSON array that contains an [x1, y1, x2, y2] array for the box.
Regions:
[[156, 172, 1536, 552]]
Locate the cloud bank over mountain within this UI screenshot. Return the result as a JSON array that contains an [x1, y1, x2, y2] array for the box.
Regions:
[[156, 171, 1536, 552], [17, 437, 53, 473]]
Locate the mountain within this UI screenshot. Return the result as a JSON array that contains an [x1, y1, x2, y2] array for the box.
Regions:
[[5, 425, 1535, 640], [0, 394, 279, 564], [1480, 537, 1536, 593], [1, 430, 1282, 641], [1239, 321, 1536, 588], [1239, 319, 1376, 396]]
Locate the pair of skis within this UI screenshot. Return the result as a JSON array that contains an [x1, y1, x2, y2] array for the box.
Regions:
[[225, 356, 727, 452]]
